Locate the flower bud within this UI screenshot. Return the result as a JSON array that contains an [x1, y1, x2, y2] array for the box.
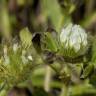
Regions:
[[60, 23, 88, 58]]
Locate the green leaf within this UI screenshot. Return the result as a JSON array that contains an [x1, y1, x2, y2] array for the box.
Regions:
[[91, 37, 96, 64], [1, 5, 11, 39], [41, 0, 63, 32], [81, 64, 94, 79], [0, 90, 7, 96], [43, 32, 58, 52], [71, 84, 96, 96], [20, 27, 32, 48], [81, 12, 96, 28]]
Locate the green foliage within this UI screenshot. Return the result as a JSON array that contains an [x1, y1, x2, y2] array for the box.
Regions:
[[41, 32, 58, 52], [71, 84, 96, 96], [20, 27, 32, 48], [91, 37, 96, 64], [0, 2, 11, 40], [81, 64, 94, 79], [41, 0, 63, 32], [0, 0, 96, 96]]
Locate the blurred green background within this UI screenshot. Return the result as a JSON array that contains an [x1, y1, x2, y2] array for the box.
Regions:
[[0, 0, 96, 96]]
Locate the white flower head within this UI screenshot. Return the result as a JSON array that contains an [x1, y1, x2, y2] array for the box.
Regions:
[[60, 23, 88, 58]]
